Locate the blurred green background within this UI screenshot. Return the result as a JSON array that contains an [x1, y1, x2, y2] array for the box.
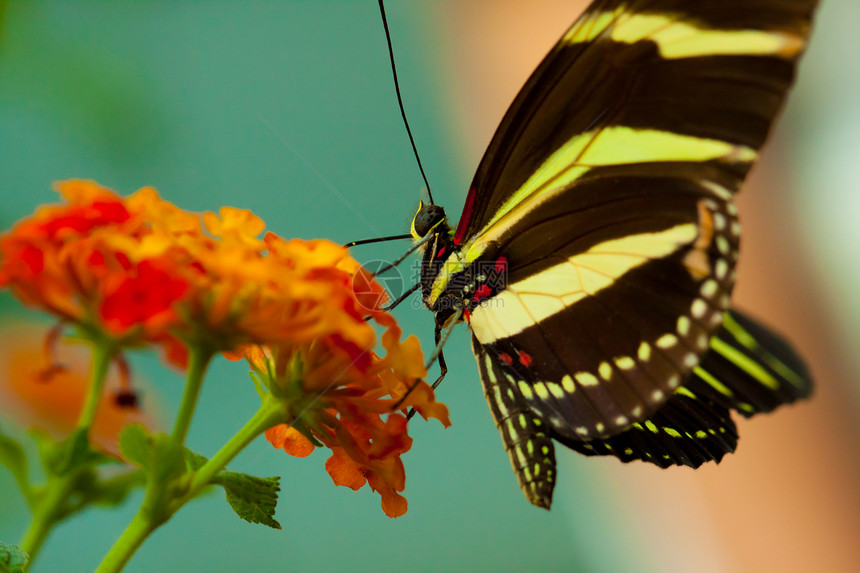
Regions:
[[1, 1, 858, 572]]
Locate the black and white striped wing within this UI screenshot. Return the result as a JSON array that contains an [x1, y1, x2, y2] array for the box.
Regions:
[[454, 0, 817, 244], [458, 1, 816, 438], [561, 310, 812, 467], [472, 334, 557, 509], [475, 309, 812, 507], [452, 1, 818, 507]]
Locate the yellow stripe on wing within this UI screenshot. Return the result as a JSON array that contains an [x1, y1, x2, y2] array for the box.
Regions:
[[564, 9, 806, 60], [722, 312, 809, 391], [581, 127, 757, 165], [469, 222, 698, 344], [563, 6, 624, 44], [709, 336, 780, 391], [461, 127, 752, 264]]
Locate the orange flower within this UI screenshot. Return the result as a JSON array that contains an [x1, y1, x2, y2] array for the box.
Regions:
[[0, 181, 404, 365], [0, 181, 192, 355], [241, 243, 449, 517], [0, 322, 158, 457], [260, 331, 450, 517]]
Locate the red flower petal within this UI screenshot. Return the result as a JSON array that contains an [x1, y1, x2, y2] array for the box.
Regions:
[[99, 260, 189, 333]]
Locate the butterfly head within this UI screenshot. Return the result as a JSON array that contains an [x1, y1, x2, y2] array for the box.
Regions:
[[410, 201, 448, 241]]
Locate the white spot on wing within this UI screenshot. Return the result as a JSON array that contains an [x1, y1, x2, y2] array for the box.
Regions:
[[657, 334, 678, 349], [692, 299, 708, 319], [576, 372, 599, 387], [677, 316, 691, 336]]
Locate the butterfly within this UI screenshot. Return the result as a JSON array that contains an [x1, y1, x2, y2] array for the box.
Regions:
[[407, 0, 818, 509]]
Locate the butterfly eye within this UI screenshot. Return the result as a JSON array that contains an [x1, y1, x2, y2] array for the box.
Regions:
[[411, 203, 447, 239]]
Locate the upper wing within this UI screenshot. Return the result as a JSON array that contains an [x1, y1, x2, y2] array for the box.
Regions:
[[455, 0, 818, 247], [457, 0, 817, 440]]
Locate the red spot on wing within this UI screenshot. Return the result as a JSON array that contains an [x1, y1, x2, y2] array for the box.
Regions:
[[472, 284, 492, 302], [494, 257, 507, 273], [437, 246, 446, 258], [499, 353, 513, 366], [453, 186, 478, 245], [518, 351, 532, 368]]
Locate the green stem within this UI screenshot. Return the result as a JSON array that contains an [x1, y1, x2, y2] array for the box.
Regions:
[[77, 338, 115, 434], [185, 398, 286, 499], [19, 337, 116, 570], [95, 398, 286, 572], [170, 348, 213, 445], [18, 473, 77, 568], [93, 510, 154, 573], [97, 346, 213, 572]]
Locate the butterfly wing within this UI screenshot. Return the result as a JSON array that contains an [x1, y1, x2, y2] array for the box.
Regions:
[[561, 389, 740, 469], [475, 309, 812, 506], [455, 0, 817, 245], [559, 309, 812, 468], [472, 334, 558, 508], [451, 1, 818, 440], [446, 1, 819, 506]]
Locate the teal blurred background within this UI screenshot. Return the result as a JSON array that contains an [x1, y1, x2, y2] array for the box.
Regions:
[[1, 1, 859, 572]]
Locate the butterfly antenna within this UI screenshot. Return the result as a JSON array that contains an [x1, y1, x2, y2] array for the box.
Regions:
[[378, 0, 435, 205]]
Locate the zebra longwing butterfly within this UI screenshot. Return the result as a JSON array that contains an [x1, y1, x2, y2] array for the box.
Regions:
[[409, 0, 817, 509]]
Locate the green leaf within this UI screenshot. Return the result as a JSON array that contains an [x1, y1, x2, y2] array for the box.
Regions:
[[62, 469, 146, 515], [49, 428, 89, 474], [120, 426, 185, 485], [119, 427, 186, 518], [183, 448, 208, 472], [0, 542, 28, 573], [45, 427, 110, 475], [180, 448, 280, 528], [91, 470, 147, 506], [0, 428, 28, 496], [149, 435, 185, 485], [119, 424, 153, 470], [214, 471, 281, 529], [29, 429, 55, 470]]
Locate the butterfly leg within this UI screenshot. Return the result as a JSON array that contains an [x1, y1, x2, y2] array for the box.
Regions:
[[404, 314, 459, 420], [381, 281, 421, 312], [371, 232, 434, 277], [425, 306, 462, 388], [430, 324, 448, 390]]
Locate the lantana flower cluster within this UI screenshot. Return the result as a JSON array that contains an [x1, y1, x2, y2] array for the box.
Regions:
[[0, 180, 448, 516]]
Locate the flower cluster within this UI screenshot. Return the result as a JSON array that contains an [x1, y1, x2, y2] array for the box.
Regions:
[[257, 315, 450, 517], [0, 180, 449, 515], [0, 181, 395, 361], [0, 180, 196, 363]]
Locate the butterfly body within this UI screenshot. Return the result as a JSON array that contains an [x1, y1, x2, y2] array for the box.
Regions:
[[410, 0, 818, 509], [414, 206, 498, 324]]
